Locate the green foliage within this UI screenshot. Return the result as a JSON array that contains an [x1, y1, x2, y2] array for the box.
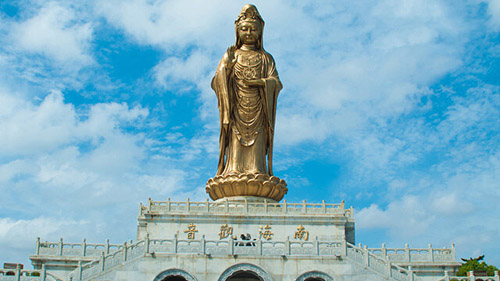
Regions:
[[457, 256, 499, 276]]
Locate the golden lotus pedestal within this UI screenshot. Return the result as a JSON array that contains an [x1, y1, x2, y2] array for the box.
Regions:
[[206, 173, 288, 202]]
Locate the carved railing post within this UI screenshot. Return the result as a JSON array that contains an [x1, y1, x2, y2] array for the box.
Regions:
[[123, 242, 128, 261], [78, 261, 82, 281], [41, 265, 46, 281], [231, 237, 235, 255], [59, 238, 63, 256], [257, 238, 262, 255], [167, 198, 171, 212], [206, 198, 210, 212], [302, 200, 306, 213], [451, 243, 456, 260], [405, 243, 410, 262], [285, 236, 290, 256], [314, 236, 319, 255], [342, 240, 347, 256], [15, 264, 21, 281], [145, 233, 150, 254], [387, 261, 392, 278], [364, 245, 369, 267], [105, 239, 110, 254], [174, 234, 178, 253], [382, 243, 387, 258], [186, 198, 190, 212], [283, 200, 287, 213], [100, 252, 105, 271], [408, 266, 414, 281], [322, 200, 326, 213], [201, 235, 206, 255], [429, 243, 434, 261], [35, 237, 40, 255], [494, 270, 499, 281], [82, 238, 87, 257]]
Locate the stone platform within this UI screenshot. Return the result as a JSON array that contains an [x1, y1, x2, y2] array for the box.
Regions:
[[20, 199, 468, 281], [137, 198, 355, 244]]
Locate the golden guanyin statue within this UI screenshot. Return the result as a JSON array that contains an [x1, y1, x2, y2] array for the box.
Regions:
[[206, 4, 287, 202]]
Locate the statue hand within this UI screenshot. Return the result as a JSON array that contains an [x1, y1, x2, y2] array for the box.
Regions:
[[225, 45, 237, 69], [244, 79, 265, 87]]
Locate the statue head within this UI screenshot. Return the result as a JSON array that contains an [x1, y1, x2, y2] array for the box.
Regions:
[[235, 4, 264, 50]]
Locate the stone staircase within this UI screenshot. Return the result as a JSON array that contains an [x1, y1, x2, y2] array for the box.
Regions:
[[63, 236, 419, 281]]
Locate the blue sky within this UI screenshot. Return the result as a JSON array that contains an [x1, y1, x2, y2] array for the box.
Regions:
[[0, 0, 499, 268]]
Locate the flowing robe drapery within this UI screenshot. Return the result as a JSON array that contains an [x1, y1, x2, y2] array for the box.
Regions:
[[212, 48, 282, 176]]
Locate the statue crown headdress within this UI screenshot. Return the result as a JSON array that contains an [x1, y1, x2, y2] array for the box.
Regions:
[[235, 4, 264, 26]]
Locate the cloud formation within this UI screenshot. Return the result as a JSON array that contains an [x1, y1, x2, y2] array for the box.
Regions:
[[0, 0, 499, 267]]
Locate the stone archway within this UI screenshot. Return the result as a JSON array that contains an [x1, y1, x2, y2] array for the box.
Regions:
[[218, 263, 272, 281], [153, 269, 197, 281], [296, 271, 334, 281]]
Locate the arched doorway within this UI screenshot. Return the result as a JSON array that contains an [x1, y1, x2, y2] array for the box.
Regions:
[[162, 276, 188, 281], [296, 271, 333, 281], [227, 270, 263, 281], [218, 263, 272, 281], [153, 269, 197, 281]]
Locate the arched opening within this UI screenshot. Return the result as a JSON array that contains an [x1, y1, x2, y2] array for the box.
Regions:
[[218, 264, 271, 281], [162, 276, 188, 281], [227, 270, 263, 281], [296, 271, 333, 281], [153, 269, 197, 281]]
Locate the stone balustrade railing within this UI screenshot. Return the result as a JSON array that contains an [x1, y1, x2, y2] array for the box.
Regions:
[[346, 242, 418, 281], [35, 237, 124, 257], [68, 236, 416, 281], [367, 243, 456, 262], [436, 271, 500, 281], [0, 265, 62, 281], [140, 198, 353, 217]]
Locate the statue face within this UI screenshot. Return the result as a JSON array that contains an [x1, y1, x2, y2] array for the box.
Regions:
[[237, 21, 260, 45]]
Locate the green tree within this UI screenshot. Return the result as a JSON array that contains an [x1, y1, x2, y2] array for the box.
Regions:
[[457, 255, 499, 276]]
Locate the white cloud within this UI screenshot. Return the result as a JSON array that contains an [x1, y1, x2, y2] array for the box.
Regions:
[[356, 145, 500, 261], [97, 0, 239, 48], [486, 0, 500, 31], [0, 217, 89, 265], [357, 196, 435, 237], [0, 86, 203, 264], [0, 217, 86, 249], [0, 90, 148, 158], [0, 90, 77, 156], [153, 51, 213, 90], [11, 2, 93, 65], [0, 0, 498, 268]]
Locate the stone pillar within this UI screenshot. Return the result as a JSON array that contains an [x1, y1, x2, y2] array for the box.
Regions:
[[59, 238, 63, 256], [122, 242, 128, 261], [429, 243, 434, 262], [145, 233, 150, 254], [35, 237, 40, 255], [41, 265, 46, 281], [15, 264, 21, 281], [82, 238, 87, 256], [100, 252, 105, 272]]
